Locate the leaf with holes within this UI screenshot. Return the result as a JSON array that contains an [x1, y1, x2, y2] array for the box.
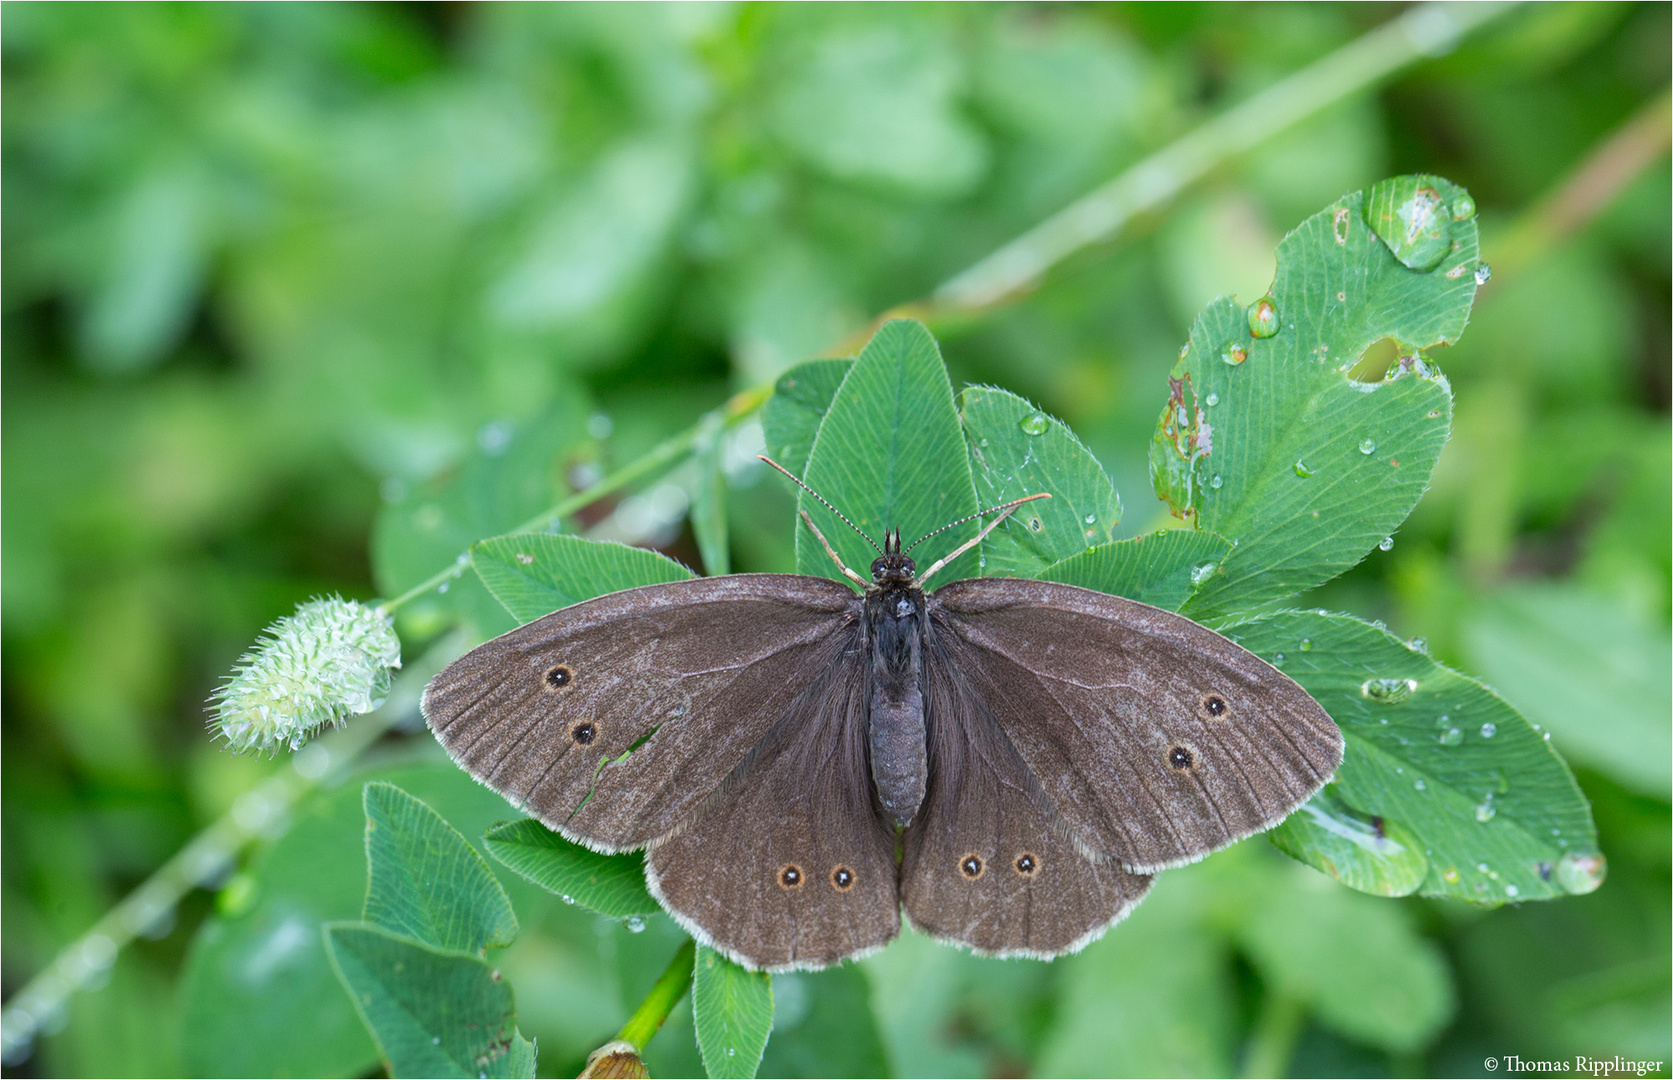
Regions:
[[361, 782, 518, 955], [1227, 611, 1598, 904], [1152, 175, 1481, 620], [483, 819, 659, 918], [472, 533, 695, 625]]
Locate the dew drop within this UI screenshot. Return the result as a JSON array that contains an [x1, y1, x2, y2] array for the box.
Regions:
[[1190, 563, 1217, 586], [437, 582, 450, 594], [1247, 298, 1280, 339], [624, 916, 646, 933], [1363, 177, 1453, 271], [1220, 340, 1248, 366], [1555, 852, 1606, 895], [1084, 513, 1096, 524], [1474, 263, 1492, 286], [1293, 460, 1316, 478], [560, 894, 574, 904], [1436, 727, 1463, 747], [1205, 392, 1220, 406], [1479, 722, 1497, 739], [1414, 778, 1426, 791], [1361, 677, 1417, 704], [1443, 867, 1460, 884], [1450, 192, 1476, 220], [1299, 638, 1313, 651], [1477, 862, 1490, 873], [1274, 652, 1285, 663], [1408, 637, 1428, 653], [1504, 884, 1519, 899], [1378, 536, 1394, 552], [1179, 342, 1190, 361], [1019, 414, 1050, 436], [1359, 438, 1377, 455], [1210, 474, 1223, 489], [1475, 796, 1496, 823]]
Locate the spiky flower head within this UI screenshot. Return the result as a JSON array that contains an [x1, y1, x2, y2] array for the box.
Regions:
[[211, 597, 402, 755]]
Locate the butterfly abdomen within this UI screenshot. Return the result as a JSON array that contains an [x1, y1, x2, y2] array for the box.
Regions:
[[865, 584, 929, 828]]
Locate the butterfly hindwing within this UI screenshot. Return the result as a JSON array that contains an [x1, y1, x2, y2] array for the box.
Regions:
[[648, 640, 901, 971], [423, 574, 861, 852], [902, 639, 1153, 957], [928, 576, 1342, 872]]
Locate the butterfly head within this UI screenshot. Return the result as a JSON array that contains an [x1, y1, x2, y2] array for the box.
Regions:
[[871, 528, 917, 584]]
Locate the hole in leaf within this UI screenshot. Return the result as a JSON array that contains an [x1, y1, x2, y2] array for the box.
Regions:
[[1347, 338, 1401, 383]]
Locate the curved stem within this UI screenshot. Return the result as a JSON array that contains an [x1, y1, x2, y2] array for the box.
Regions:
[[0, 635, 470, 1065], [615, 938, 698, 1052], [927, 1, 1519, 317]]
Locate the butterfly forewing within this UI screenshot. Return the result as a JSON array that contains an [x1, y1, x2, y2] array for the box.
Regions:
[[928, 577, 1342, 872], [648, 643, 900, 971], [422, 574, 861, 852], [902, 644, 1153, 957]]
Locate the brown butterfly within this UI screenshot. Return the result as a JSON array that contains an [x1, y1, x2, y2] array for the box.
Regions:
[[423, 461, 1341, 971]]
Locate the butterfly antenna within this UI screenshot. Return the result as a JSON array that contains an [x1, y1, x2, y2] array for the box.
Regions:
[[757, 455, 883, 555], [914, 492, 1052, 588], [904, 492, 1052, 554]]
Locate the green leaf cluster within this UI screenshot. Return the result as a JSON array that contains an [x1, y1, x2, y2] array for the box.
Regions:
[[323, 783, 536, 1078]]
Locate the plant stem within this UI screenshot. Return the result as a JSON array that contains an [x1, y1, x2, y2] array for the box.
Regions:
[[926, 1, 1519, 317], [615, 938, 698, 1051], [1240, 991, 1305, 1079], [0, 634, 468, 1066]]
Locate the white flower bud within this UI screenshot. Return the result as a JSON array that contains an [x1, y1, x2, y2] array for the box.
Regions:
[[211, 597, 402, 755]]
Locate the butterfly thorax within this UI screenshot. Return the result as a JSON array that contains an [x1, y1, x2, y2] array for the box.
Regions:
[[864, 532, 929, 828]]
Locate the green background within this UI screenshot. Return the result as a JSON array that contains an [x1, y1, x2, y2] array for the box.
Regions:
[[3, 3, 1667, 1077]]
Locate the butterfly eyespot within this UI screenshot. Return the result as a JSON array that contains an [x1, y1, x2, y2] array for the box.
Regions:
[[545, 665, 574, 689], [570, 722, 597, 745], [1198, 694, 1229, 719], [1013, 853, 1039, 877], [958, 854, 985, 880], [1168, 745, 1196, 771], [830, 866, 855, 892], [777, 864, 804, 890]]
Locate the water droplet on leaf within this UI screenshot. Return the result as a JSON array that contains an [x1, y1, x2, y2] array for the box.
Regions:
[[624, 916, 646, 933], [1247, 298, 1280, 339], [1361, 677, 1417, 704], [1299, 638, 1313, 651], [1293, 460, 1315, 478], [1084, 513, 1096, 524], [1379, 536, 1394, 551], [1019, 414, 1050, 436], [1209, 474, 1223, 489], [1437, 727, 1463, 747], [1190, 563, 1217, 586], [1475, 795, 1496, 823], [1364, 176, 1454, 271], [1205, 392, 1219, 406], [1555, 852, 1606, 895], [1359, 438, 1377, 455], [1220, 340, 1248, 366], [1474, 263, 1492, 285], [1450, 192, 1476, 220], [1479, 722, 1497, 739]]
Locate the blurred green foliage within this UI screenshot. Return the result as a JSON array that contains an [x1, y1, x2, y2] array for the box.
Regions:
[[3, 3, 1667, 1077]]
